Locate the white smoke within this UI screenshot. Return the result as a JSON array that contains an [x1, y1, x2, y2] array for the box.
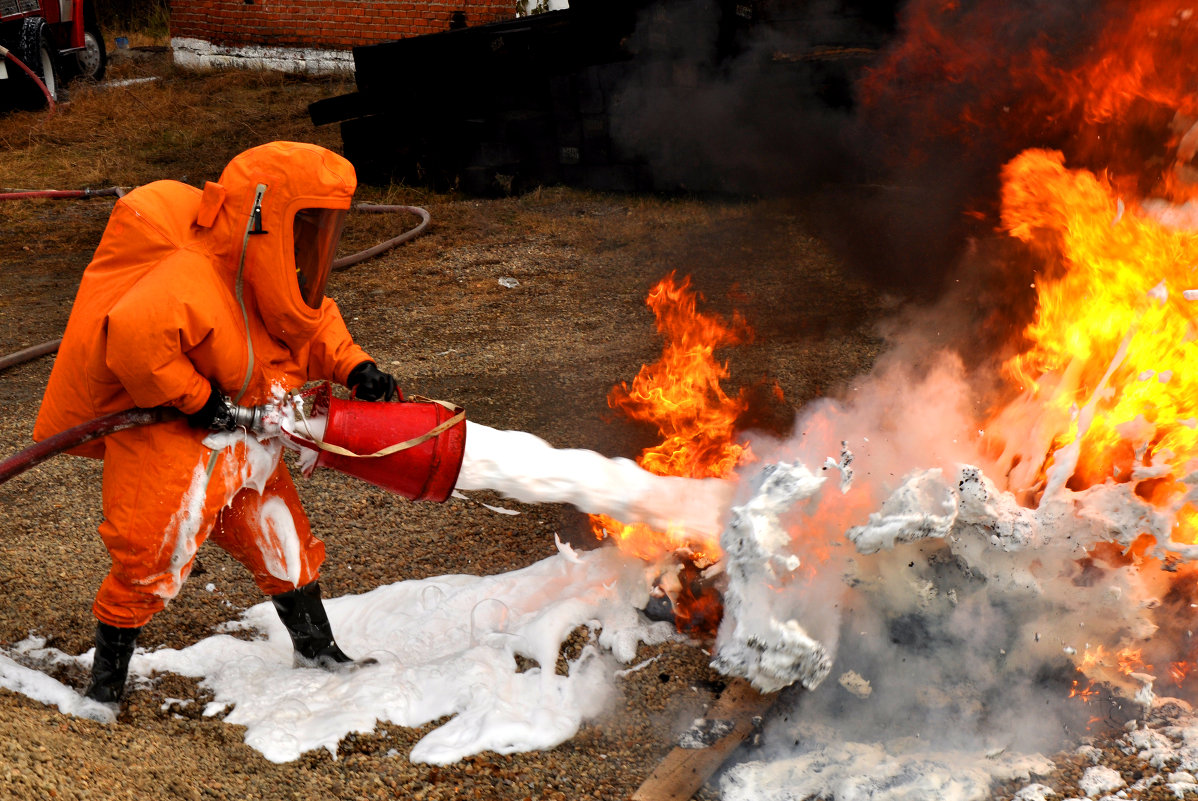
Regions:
[[708, 329, 1194, 797], [269, 322, 1189, 798]]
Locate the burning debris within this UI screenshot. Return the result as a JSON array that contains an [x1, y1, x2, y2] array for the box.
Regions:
[[694, 3, 1198, 795]]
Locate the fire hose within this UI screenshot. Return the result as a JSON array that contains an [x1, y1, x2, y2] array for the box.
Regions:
[[333, 204, 430, 271], [0, 389, 465, 501], [0, 187, 124, 201], [0, 44, 55, 111], [0, 401, 268, 487], [0, 201, 430, 373], [0, 339, 62, 372], [0, 408, 171, 486]]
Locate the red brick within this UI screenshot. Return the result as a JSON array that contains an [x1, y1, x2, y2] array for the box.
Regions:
[[173, 0, 504, 51]]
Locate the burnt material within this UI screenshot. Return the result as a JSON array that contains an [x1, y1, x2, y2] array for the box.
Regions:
[[310, 0, 898, 195], [639, 558, 725, 638], [631, 677, 778, 801]]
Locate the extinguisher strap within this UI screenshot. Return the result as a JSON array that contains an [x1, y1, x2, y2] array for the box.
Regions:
[[358, 406, 465, 458], [287, 386, 465, 460]]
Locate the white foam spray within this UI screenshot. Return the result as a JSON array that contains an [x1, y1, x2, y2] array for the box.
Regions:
[[455, 422, 735, 540], [280, 408, 737, 544]]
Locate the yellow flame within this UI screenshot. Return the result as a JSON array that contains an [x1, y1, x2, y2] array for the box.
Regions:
[[993, 149, 1198, 493]]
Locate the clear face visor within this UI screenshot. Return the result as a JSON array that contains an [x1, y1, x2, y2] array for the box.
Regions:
[[293, 207, 347, 309]]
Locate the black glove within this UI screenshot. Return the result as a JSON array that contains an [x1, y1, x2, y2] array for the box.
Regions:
[[347, 361, 401, 402], [185, 381, 238, 431]]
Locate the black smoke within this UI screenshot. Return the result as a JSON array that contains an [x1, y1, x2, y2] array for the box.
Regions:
[[605, 0, 1119, 304]]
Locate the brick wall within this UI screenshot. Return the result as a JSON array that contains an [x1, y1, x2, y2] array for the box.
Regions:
[[171, 0, 513, 54]]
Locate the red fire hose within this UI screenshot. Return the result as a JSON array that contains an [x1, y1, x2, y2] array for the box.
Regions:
[[0, 44, 55, 111], [0, 408, 171, 486]]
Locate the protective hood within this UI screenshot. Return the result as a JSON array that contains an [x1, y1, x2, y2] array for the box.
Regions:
[[196, 141, 356, 351]]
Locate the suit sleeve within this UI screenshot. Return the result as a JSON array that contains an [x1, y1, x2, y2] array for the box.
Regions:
[[306, 298, 372, 386], [104, 268, 214, 414]]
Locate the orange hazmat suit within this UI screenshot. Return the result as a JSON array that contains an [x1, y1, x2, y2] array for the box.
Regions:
[[34, 142, 372, 628]]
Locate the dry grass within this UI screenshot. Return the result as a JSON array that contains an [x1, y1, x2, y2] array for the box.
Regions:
[[0, 63, 352, 191]]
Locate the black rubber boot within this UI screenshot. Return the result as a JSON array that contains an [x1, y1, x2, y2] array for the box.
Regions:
[[271, 582, 368, 670], [84, 622, 142, 704]]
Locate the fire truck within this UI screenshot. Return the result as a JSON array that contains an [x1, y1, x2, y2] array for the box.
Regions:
[[1, 0, 106, 106]]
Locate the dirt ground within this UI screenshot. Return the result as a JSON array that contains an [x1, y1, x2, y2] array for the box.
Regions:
[[0, 47, 897, 801], [0, 46, 1159, 801]]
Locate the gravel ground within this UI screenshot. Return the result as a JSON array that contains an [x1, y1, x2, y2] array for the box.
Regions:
[[1, 47, 1187, 801]]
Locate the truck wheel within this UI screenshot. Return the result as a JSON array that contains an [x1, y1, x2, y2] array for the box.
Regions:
[[74, 27, 107, 82], [16, 17, 60, 105]]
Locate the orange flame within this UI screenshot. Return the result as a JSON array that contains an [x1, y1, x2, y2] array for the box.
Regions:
[[1177, 505, 1198, 546], [862, 2, 1198, 189], [1069, 678, 1097, 702], [590, 272, 755, 565], [988, 148, 1198, 699], [988, 149, 1198, 496], [1116, 647, 1148, 676], [859, 0, 1198, 707]]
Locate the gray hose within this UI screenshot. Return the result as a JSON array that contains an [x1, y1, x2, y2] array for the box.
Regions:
[[0, 339, 61, 372], [332, 204, 430, 271]]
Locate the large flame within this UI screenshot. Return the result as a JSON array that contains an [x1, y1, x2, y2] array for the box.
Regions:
[[984, 150, 1198, 702], [989, 148, 1198, 501], [859, 0, 1198, 703], [590, 272, 754, 566]]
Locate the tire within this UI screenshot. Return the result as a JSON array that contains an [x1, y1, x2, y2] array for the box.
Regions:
[[16, 17, 60, 106], [73, 27, 107, 82]]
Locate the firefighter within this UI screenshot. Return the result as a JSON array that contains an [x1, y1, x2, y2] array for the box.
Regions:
[[33, 141, 399, 707]]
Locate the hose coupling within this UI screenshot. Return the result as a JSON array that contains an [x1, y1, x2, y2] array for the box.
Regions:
[[229, 403, 271, 433]]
